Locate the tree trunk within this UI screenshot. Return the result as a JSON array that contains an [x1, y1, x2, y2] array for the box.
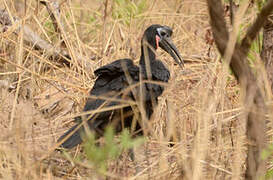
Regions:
[[261, 15, 273, 90]]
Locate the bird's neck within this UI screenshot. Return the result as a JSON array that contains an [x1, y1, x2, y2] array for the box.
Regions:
[[139, 45, 156, 69]]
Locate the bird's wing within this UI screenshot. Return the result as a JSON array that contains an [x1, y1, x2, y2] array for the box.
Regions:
[[83, 59, 169, 120], [90, 58, 139, 95], [83, 58, 139, 120], [58, 59, 139, 149], [94, 59, 139, 78]]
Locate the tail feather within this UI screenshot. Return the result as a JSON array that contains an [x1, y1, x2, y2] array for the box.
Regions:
[[58, 124, 83, 149]]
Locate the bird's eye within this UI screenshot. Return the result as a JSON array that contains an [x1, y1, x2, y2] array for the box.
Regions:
[[159, 30, 170, 38], [157, 28, 170, 38], [160, 31, 166, 37]]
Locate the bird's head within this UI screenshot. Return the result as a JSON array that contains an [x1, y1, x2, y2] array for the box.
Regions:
[[142, 24, 184, 68]]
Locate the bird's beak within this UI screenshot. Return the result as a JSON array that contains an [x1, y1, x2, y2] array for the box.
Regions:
[[158, 36, 184, 69]]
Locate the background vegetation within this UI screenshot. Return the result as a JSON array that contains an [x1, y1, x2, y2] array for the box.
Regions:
[[0, 0, 270, 179]]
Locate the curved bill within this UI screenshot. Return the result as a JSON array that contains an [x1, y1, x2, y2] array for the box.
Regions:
[[159, 37, 184, 69]]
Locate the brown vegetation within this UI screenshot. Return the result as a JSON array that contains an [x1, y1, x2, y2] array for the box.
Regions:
[[0, 0, 272, 179]]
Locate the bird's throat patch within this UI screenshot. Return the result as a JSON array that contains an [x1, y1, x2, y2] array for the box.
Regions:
[[156, 35, 160, 49]]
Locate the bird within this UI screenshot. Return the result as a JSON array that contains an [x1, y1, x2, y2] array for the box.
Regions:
[[57, 24, 184, 149]]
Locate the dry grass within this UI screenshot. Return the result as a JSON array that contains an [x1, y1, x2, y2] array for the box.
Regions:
[[0, 0, 265, 179]]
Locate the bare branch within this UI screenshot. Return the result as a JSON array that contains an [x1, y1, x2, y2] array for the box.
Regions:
[[0, 9, 93, 70], [0, 9, 61, 56], [39, 0, 66, 48], [40, 0, 62, 33], [241, 1, 273, 50]]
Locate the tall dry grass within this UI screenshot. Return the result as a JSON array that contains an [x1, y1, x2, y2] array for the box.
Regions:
[[0, 0, 266, 179]]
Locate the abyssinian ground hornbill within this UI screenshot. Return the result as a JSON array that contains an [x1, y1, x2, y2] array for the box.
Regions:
[[57, 24, 184, 149]]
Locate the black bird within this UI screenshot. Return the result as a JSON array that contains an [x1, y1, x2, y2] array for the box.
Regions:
[[58, 24, 184, 149]]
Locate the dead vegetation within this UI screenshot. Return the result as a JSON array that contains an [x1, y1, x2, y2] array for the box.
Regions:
[[0, 0, 271, 179]]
